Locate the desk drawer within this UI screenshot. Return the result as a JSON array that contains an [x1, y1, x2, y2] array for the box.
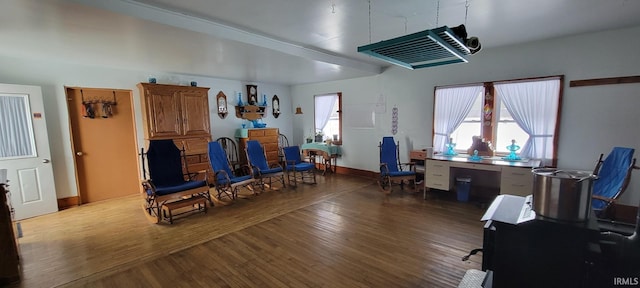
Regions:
[[501, 166, 533, 178], [452, 162, 502, 172], [248, 129, 265, 137], [500, 167, 534, 196], [425, 177, 450, 191], [425, 159, 449, 172], [425, 160, 450, 190]]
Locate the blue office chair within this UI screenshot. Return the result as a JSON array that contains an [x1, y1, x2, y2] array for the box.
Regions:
[[379, 136, 417, 194], [283, 145, 316, 186], [208, 141, 255, 201], [246, 140, 286, 191], [140, 139, 211, 224], [592, 147, 638, 219]]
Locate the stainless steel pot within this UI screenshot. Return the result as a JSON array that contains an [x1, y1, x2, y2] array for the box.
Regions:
[[531, 168, 597, 222]]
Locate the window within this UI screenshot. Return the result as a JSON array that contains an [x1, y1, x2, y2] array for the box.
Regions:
[[494, 102, 528, 153], [314, 93, 342, 144], [0, 94, 36, 159], [450, 91, 484, 151], [433, 76, 562, 165]]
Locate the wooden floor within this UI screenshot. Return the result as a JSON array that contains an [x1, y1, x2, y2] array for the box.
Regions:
[[12, 175, 485, 288]]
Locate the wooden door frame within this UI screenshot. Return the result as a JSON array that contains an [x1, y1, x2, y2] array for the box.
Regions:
[[65, 86, 141, 205]]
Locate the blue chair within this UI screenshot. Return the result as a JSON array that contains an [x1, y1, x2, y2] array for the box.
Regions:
[[215, 137, 241, 175], [379, 136, 417, 194], [208, 141, 255, 201], [140, 139, 211, 224], [283, 146, 316, 186], [592, 147, 638, 218], [245, 140, 286, 191]]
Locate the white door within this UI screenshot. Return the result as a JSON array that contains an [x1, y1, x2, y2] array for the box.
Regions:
[[0, 83, 58, 220]]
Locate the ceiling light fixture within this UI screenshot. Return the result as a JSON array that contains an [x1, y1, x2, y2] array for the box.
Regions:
[[357, 0, 481, 69]]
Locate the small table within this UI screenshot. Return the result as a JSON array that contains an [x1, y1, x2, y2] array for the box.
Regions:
[[301, 143, 342, 175]]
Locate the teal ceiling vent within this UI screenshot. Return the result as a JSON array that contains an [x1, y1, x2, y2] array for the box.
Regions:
[[358, 25, 479, 70]]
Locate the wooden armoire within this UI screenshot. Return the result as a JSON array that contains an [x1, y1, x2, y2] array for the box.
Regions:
[[137, 83, 212, 179]]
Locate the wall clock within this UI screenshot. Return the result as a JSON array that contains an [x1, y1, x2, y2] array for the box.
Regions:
[[246, 85, 258, 105]]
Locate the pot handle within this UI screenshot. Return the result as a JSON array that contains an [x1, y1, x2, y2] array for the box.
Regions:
[[576, 174, 598, 183], [553, 170, 598, 182]]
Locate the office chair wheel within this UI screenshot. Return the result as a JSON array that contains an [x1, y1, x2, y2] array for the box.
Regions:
[[378, 175, 392, 194]]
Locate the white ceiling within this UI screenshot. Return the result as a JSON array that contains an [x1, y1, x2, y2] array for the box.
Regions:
[[3, 0, 640, 85]]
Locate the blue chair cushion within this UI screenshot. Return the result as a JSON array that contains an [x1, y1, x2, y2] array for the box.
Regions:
[[216, 175, 253, 186], [147, 140, 187, 187], [155, 180, 207, 196], [288, 162, 315, 171], [208, 141, 236, 179], [385, 170, 415, 177], [255, 166, 283, 176], [380, 137, 400, 173], [591, 147, 635, 210], [247, 140, 270, 170]]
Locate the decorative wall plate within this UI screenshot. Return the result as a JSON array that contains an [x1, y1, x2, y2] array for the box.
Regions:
[[216, 91, 228, 119], [272, 95, 280, 118], [391, 106, 398, 135]]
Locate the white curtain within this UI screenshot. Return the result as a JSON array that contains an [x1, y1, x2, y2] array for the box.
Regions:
[[495, 78, 560, 164], [314, 94, 338, 132], [433, 85, 484, 153], [0, 95, 34, 158]]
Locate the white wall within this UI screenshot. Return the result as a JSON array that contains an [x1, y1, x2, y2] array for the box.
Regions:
[[2, 25, 638, 206], [292, 25, 640, 205], [0, 55, 292, 199]]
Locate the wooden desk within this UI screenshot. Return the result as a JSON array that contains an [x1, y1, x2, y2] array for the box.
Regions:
[[301, 143, 341, 175], [424, 155, 541, 199]]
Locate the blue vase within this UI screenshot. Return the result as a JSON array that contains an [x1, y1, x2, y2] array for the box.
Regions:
[[237, 92, 244, 106]]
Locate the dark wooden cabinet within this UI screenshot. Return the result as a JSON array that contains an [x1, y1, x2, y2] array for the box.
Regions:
[[138, 83, 213, 178], [138, 83, 211, 139], [1, 183, 20, 285]]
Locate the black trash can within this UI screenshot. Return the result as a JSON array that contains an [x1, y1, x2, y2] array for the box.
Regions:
[[456, 176, 472, 202]]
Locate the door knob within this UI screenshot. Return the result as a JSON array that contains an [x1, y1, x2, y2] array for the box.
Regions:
[[43, 159, 50, 163], [76, 152, 84, 156]]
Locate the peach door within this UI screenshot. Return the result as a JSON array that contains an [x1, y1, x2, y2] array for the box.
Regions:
[[66, 87, 140, 203]]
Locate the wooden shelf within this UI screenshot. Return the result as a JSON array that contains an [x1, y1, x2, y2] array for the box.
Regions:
[[234, 105, 267, 120]]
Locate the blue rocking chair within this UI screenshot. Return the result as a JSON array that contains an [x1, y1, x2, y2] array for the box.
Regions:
[[140, 139, 211, 224], [592, 147, 638, 219], [246, 140, 286, 191], [379, 136, 417, 194], [208, 141, 255, 201], [283, 146, 316, 186]]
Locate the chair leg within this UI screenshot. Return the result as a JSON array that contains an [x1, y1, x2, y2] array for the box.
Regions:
[[287, 171, 297, 187], [281, 173, 287, 188], [378, 175, 392, 194], [201, 190, 213, 207]]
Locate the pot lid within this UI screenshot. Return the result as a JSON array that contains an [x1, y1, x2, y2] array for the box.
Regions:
[[532, 168, 593, 179]]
